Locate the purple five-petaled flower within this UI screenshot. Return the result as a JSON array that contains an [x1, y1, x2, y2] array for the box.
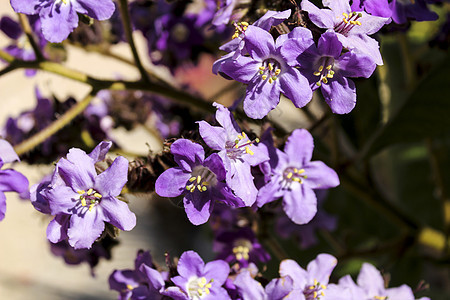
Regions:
[[41, 141, 136, 249], [301, 0, 391, 65], [0, 139, 29, 221], [198, 103, 269, 206], [10, 0, 115, 43], [257, 129, 339, 225], [220, 25, 313, 119], [155, 139, 244, 225], [284, 31, 376, 114], [163, 250, 231, 300]]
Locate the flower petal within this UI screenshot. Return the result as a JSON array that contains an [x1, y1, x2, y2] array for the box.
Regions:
[[198, 121, 227, 151], [306, 253, 338, 285], [101, 196, 136, 231], [68, 209, 105, 249], [73, 0, 115, 20], [177, 250, 205, 278], [321, 74, 357, 114], [301, 0, 335, 29], [155, 168, 191, 198], [204, 260, 230, 285], [0, 169, 29, 194], [10, 0, 42, 15], [88, 141, 112, 162], [244, 26, 275, 61], [171, 139, 204, 172], [46, 214, 70, 243], [282, 184, 317, 225], [284, 129, 314, 166], [183, 192, 212, 225], [303, 161, 339, 190], [44, 185, 79, 215], [243, 77, 281, 119], [0, 139, 19, 163], [279, 68, 313, 109], [94, 156, 128, 197], [57, 148, 96, 191], [40, 2, 79, 43]]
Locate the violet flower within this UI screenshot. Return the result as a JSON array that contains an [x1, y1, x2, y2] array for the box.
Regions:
[[220, 25, 313, 119], [338, 263, 423, 300], [0, 139, 29, 221], [389, 0, 439, 24], [41, 141, 136, 249], [163, 250, 231, 299], [198, 103, 268, 206], [301, 0, 391, 65], [256, 129, 339, 225], [10, 0, 115, 43], [155, 139, 244, 225], [278, 254, 349, 300], [285, 31, 376, 114]]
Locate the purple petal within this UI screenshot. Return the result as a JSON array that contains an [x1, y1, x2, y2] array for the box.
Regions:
[[350, 12, 390, 35], [318, 32, 342, 58], [0, 193, 6, 221], [303, 161, 339, 190], [40, 2, 79, 43], [265, 276, 294, 299], [203, 153, 226, 182], [357, 263, 386, 296], [171, 139, 204, 172], [0, 139, 19, 163], [10, 0, 42, 15], [57, 149, 96, 191], [279, 259, 308, 288], [337, 52, 376, 79], [338, 34, 383, 65], [306, 253, 338, 285], [278, 30, 314, 64], [244, 26, 275, 60], [0, 16, 22, 40], [155, 168, 191, 198], [213, 102, 241, 138], [198, 121, 227, 151], [279, 68, 313, 109], [234, 270, 266, 299], [73, 0, 115, 20], [140, 264, 165, 291], [254, 9, 291, 31], [88, 141, 112, 162], [177, 250, 205, 278], [44, 185, 79, 215], [323, 0, 351, 15], [221, 56, 260, 84], [101, 196, 136, 231], [67, 209, 105, 249], [282, 184, 317, 225], [301, 0, 335, 29], [243, 78, 281, 119], [321, 74, 357, 114], [0, 169, 29, 194], [46, 214, 70, 243], [183, 192, 213, 225], [284, 129, 314, 166], [94, 156, 128, 197], [227, 161, 257, 206], [256, 176, 284, 207], [385, 285, 415, 300], [203, 260, 230, 285]]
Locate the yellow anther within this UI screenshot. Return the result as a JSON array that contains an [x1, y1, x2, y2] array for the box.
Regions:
[[198, 289, 203, 295], [329, 70, 335, 75], [321, 291, 325, 297], [87, 188, 93, 195], [287, 172, 293, 179], [292, 177, 301, 182], [309, 285, 315, 290], [321, 284, 327, 290], [259, 70, 264, 75], [268, 78, 273, 84], [245, 146, 254, 155], [238, 134, 243, 140], [197, 176, 201, 184], [313, 291, 318, 298], [316, 82, 322, 87], [327, 73, 334, 79], [356, 21, 362, 26], [314, 279, 318, 286], [126, 284, 134, 290], [89, 204, 95, 211], [242, 26, 248, 30], [343, 18, 349, 24], [93, 192, 102, 198], [200, 277, 207, 286], [205, 283, 212, 289], [77, 190, 85, 194], [255, 138, 260, 143], [189, 177, 196, 182], [297, 169, 305, 174], [275, 69, 281, 75], [242, 132, 246, 138], [322, 77, 328, 84], [326, 65, 332, 70], [190, 186, 195, 193], [318, 65, 324, 72], [81, 198, 87, 207], [374, 297, 387, 300], [241, 21, 249, 26], [259, 66, 265, 70], [201, 186, 207, 192], [262, 75, 268, 80], [205, 289, 210, 295], [343, 12, 348, 18], [313, 71, 321, 76], [268, 63, 273, 71], [232, 33, 239, 39], [202, 182, 209, 186], [293, 168, 298, 172], [197, 185, 203, 192], [350, 20, 357, 25]]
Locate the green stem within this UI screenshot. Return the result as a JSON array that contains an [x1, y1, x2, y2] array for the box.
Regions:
[[18, 13, 44, 61], [13, 90, 97, 156], [118, 0, 150, 83]]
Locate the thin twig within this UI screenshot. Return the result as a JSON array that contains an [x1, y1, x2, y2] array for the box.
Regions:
[[17, 13, 44, 61]]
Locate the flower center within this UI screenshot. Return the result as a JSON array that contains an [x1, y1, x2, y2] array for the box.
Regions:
[[187, 276, 214, 299], [334, 12, 362, 35], [225, 131, 259, 160], [232, 21, 249, 39], [373, 297, 388, 300], [259, 58, 282, 84], [303, 279, 327, 300], [313, 56, 335, 87], [171, 23, 189, 43], [232, 238, 253, 261], [281, 167, 307, 189], [186, 166, 217, 193], [77, 188, 102, 212]]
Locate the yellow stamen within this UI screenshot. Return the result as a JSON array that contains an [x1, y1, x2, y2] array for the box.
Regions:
[[81, 198, 87, 207], [322, 77, 328, 84], [268, 78, 273, 84], [262, 75, 268, 80], [318, 65, 324, 72], [342, 12, 348, 18], [268, 63, 273, 71], [93, 192, 102, 198], [87, 188, 93, 195], [287, 172, 293, 179], [313, 71, 321, 76], [197, 176, 201, 184], [77, 190, 85, 194], [326, 65, 332, 70], [88, 204, 95, 211], [189, 177, 196, 182], [245, 146, 254, 155], [241, 21, 249, 26], [275, 69, 281, 75], [201, 186, 207, 192]]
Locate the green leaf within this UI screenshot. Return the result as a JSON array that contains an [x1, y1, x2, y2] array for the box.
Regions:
[[360, 53, 450, 159]]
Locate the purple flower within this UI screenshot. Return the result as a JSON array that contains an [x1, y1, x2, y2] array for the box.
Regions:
[[285, 31, 376, 114], [220, 25, 313, 119], [0, 139, 29, 221], [109, 250, 166, 300], [155, 139, 244, 225], [41, 141, 136, 249], [301, 0, 391, 65], [10, 0, 115, 43], [198, 103, 269, 206], [351, 0, 392, 18], [278, 254, 349, 300], [257, 129, 339, 225], [338, 263, 420, 300], [213, 227, 270, 267], [389, 0, 439, 24], [163, 250, 231, 299]]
